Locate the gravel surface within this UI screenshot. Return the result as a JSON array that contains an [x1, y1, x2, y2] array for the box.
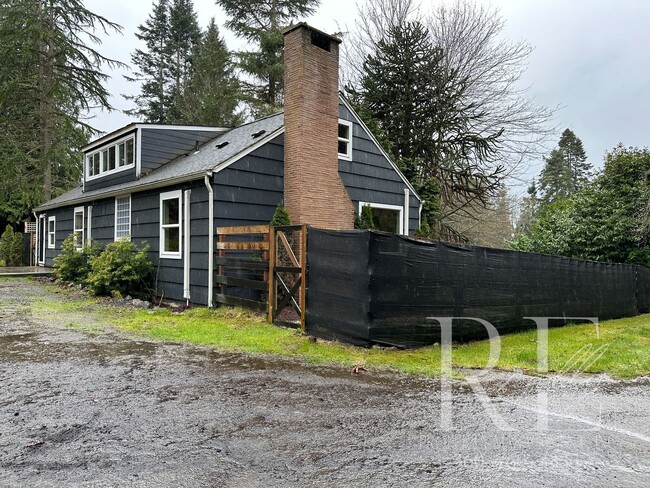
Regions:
[[1, 278, 649, 487]]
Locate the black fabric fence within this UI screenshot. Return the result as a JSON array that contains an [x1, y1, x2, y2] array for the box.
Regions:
[[306, 229, 650, 347]]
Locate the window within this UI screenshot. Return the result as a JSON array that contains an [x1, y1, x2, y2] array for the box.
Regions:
[[338, 119, 353, 160], [73, 207, 84, 249], [86, 135, 135, 180], [160, 190, 182, 259], [358, 202, 403, 234], [47, 216, 56, 249], [115, 195, 131, 240]]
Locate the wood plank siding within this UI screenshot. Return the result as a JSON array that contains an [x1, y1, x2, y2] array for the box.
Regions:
[[338, 102, 420, 234]]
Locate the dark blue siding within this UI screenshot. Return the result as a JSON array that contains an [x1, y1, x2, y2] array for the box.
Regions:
[[140, 128, 222, 175], [213, 134, 284, 227], [338, 102, 420, 234], [85, 167, 137, 192], [38, 179, 212, 306]]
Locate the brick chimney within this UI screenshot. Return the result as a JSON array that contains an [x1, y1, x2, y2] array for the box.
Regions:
[[282, 23, 355, 229]]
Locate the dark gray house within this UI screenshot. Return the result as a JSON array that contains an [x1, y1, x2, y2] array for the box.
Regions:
[[34, 23, 421, 306]]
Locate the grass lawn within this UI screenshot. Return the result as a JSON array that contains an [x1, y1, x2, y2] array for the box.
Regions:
[[37, 283, 650, 379]]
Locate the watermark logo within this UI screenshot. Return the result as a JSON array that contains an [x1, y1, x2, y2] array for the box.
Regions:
[[428, 316, 600, 431]]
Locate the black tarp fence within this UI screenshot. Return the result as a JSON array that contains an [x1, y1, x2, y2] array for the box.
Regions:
[[306, 229, 650, 347]]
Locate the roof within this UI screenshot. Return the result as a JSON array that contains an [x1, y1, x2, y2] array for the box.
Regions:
[[35, 113, 284, 211], [35, 95, 422, 212]]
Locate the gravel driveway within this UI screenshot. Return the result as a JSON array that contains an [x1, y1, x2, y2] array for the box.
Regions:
[[1, 278, 649, 487]]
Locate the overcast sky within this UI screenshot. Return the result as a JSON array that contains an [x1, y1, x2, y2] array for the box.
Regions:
[[85, 0, 650, 188]]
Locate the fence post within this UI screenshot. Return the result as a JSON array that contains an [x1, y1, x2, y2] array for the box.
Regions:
[[300, 224, 307, 331], [267, 226, 276, 323]]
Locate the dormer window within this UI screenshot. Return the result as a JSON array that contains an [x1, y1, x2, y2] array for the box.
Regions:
[[86, 136, 134, 180], [338, 119, 353, 160]]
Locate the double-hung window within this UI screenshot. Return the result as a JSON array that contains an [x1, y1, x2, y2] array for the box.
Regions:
[[47, 216, 56, 249], [160, 190, 182, 259], [338, 119, 353, 160], [115, 195, 131, 240], [73, 207, 84, 250]]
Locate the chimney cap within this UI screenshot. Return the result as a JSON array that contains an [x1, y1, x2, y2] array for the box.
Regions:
[[282, 22, 342, 44]]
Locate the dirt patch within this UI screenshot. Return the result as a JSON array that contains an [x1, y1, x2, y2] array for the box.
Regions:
[[0, 279, 649, 487]]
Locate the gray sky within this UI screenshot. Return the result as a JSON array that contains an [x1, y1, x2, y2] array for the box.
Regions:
[[86, 0, 650, 187]]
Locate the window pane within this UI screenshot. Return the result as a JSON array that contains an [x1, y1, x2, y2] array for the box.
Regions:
[[338, 140, 348, 155], [108, 146, 116, 171], [115, 197, 130, 239], [163, 198, 179, 225], [118, 143, 125, 167], [102, 150, 109, 172], [93, 154, 100, 175], [74, 213, 83, 230], [338, 123, 349, 139], [164, 227, 179, 253], [48, 220, 55, 232], [371, 207, 400, 233], [125, 139, 134, 165]]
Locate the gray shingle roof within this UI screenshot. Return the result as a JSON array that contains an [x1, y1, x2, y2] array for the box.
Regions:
[[35, 113, 285, 211]]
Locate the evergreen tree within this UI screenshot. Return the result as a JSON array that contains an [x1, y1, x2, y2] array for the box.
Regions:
[[512, 145, 650, 266], [176, 19, 242, 126], [216, 0, 320, 117], [558, 128, 591, 190], [166, 0, 201, 123], [0, 0, 122, 223], [126, 0, 171, 123], [538, 148, 573, 207], [347, 21, 504, 240]]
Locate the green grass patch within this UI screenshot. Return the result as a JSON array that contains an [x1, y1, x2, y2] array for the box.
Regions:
[[33, 287, 650, 379]]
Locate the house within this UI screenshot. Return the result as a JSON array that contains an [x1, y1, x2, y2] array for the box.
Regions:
[[34, 23, 421, 307]]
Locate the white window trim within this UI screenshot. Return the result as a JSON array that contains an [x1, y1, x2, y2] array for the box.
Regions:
[[85, 134, 135, 181], [160, 190, 182, 259], [358, 201, 404, 235], [47, 216, 56, 249], [73, 206, 84, 250], [114, 195, 132, 241], [87, 205, 93, 244], [338, 119, 353, 161]]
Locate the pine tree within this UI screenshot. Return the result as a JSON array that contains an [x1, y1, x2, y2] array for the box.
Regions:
[[175, 19, 242, 126], [347, 21, 504, 240], [0, 0, 122, 222], [558, 128, 591, 190], [166, 0, 201, 123], [217, 0, 320, 117], [538, 148, 573, 207], [126, 0, 171, 123]]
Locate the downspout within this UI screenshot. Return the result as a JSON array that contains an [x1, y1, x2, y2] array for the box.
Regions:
[[204, 173, 214, 307], [183, 189, 191, 304], [403, 188, 410, 236]]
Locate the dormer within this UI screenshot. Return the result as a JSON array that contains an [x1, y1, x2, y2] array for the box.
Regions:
[[82, 123, 228, 192]]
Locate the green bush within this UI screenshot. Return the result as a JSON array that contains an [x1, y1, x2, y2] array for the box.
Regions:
[[0, 225, 23, 266], [87, 240, 152, 297], [270, 204, 291, 227], [414, 220, 432, 238], [53, 233, 101, 284], [354, 205, 376, 230]]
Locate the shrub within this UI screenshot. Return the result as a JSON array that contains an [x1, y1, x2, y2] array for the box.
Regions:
[[0, 225, 23, 266], [270, 204, 291, 227], [414, 220, 432, 238], [53, 233, 101, 284], [87, 240, 152, 297], [354, 205, 376, 230]]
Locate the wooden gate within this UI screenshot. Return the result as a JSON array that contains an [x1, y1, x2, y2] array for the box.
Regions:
[[215, 225, 270, 311], [268, 225, 307, 330]]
